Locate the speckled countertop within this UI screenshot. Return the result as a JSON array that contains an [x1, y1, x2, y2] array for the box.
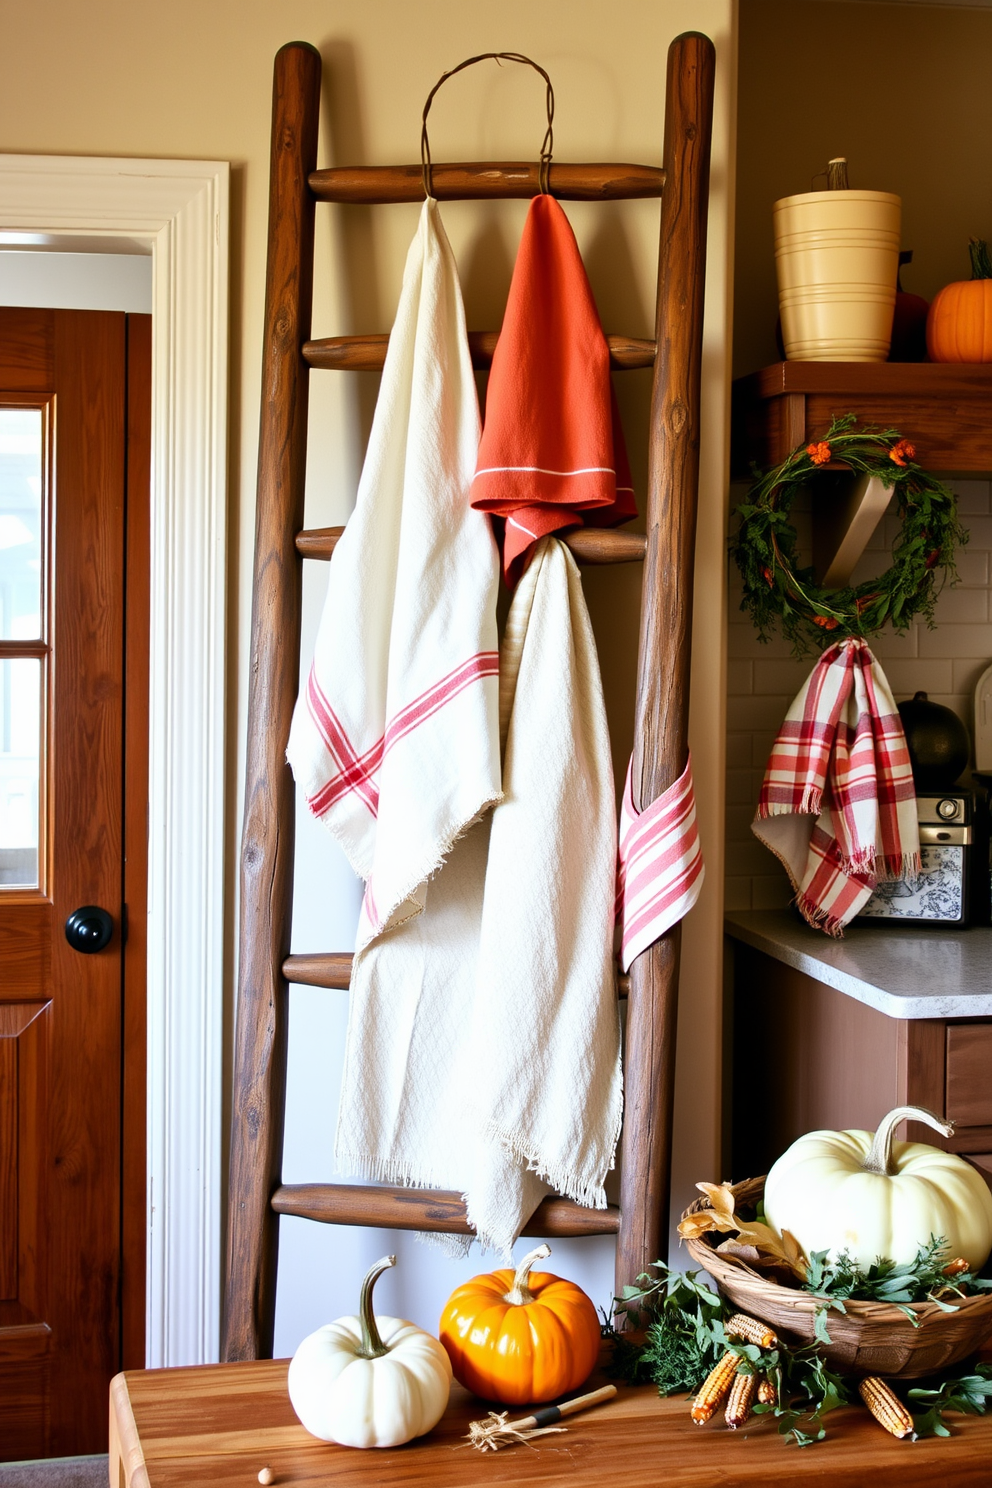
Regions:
[[725, 909, 992, 1020]]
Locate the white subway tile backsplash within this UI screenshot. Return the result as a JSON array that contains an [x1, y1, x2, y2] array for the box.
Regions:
[[724, 877, 753, 912], [726, 768, 756, 805], [752, 873, 793, 910], [918, 623, 992, 659], [727, 694, 795, 732], [727, 624, 795, 659], [955, 551, 989, 587], [726, 801, 758, 837], [727, 660, 754, 695], [752, 730, 780, 768], [882, 658, 954, 696], [932, 586, 988, 624], [954, 657, 992, 695], [727, 731, 752, 761], [732, 836, 785, 876], [951, 482, 991, 516], [957, 516, 992, 550], [868, 625, 920, 659], [752, 657, 811, 695]]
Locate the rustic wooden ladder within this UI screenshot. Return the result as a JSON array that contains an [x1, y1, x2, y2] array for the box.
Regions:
[[222, 32, 715, 1361]]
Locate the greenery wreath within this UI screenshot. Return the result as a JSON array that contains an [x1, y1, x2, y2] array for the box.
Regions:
[[731, 414, 967, 657]]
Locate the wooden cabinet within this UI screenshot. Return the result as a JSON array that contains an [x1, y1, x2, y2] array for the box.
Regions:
[[730, 940, 992, 1190], [731, 361, 992, 478]]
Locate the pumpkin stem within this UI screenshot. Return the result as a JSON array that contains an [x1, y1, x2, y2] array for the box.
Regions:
[[357, 1254, 396, 1359], [969, 237, 992, 281], [504, 1243, 551, 1307], [826, 157, 849, 191], [861, 1105, 954, 1177]]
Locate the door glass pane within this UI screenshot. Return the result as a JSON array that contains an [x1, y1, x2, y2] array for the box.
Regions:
[[0, 407, 43, 640], [0, 658, 41, 886]]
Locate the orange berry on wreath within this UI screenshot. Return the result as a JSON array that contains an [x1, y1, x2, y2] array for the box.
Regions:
[[806, 441, 831, 465]]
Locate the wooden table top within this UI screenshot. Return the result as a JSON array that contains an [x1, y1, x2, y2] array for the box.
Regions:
[[109, 1357, 992, 1488]]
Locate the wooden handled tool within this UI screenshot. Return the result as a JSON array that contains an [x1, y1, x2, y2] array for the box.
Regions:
[[466, 1383, 618, 1451]]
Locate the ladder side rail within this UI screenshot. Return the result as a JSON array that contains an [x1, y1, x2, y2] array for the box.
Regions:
[[616, 30, 715, 1300], [222, 39, 322, 1363]]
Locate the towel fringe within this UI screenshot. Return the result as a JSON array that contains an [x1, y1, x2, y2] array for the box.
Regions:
[[794, 890, 848, 939]]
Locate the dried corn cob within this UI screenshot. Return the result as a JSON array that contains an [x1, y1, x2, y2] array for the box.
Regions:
[[724, 1312, 778, 1349], [756, 1375, 777, 1405], [942, 1256, 970, 1278], [725, 1369, 757, 1429], [858, 1376, 914, 1439], [690, 1351, 739, 1424]]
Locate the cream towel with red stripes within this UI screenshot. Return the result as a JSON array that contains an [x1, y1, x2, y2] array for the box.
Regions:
[[616, 755, 704, 972], [287, 200, 501, 945]]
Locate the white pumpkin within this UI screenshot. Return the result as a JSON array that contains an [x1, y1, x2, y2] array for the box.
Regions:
[[288, 1255, 452, 1448], [764, 1104, 992, 1271]]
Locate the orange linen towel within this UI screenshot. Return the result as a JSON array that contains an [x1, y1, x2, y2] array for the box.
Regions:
[[470, 193, 635, 581]]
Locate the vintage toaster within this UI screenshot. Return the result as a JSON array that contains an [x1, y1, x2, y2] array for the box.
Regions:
[[858, 792, 972, 927]]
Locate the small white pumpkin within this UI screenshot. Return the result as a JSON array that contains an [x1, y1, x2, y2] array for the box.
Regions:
[[764, 1104, 992, 1271], [287, 1254, 452, 1449]]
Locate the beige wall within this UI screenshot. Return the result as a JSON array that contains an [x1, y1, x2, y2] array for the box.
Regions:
[[0, 0, 735, 1346], [730, 0, 992, 904], [735, 0, 992, 378]]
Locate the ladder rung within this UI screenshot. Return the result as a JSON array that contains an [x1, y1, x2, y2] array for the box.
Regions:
[[294, 526, 646, 566], [271, 1183, 621, 1237], [309, 161, 665, 205], [283, 952, 351, 988], [304, 332, 656, 373], [283, 951, 630, 999]]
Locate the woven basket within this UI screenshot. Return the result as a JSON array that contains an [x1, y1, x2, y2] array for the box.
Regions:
[[682, 1177, 992, 1379]]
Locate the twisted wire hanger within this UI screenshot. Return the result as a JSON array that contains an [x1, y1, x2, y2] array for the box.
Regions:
[[420, 51, 555, 200]]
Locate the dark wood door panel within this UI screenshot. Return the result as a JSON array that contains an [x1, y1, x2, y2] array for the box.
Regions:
[[0, 1039, 16, 1300], [1, 308, 131, 1458], [0, 307, 54, 391], [0, 906, 51, 995]]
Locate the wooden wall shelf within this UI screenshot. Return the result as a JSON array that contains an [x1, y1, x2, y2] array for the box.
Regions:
[[732, 362, 992, 478]]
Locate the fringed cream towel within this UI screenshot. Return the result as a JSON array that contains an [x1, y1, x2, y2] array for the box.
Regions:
[[335, 535, 622, 1254]]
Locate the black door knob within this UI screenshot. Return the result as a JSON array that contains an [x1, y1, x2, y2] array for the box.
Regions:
[[65, 905, 114, 954]]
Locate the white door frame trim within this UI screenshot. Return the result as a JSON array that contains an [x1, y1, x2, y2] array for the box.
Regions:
[[0, 153, 229, 1368]]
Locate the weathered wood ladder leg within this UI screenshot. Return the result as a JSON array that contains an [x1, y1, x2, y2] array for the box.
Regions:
[[616, 32, 714, 1298], [223, 41, 322, 1363]]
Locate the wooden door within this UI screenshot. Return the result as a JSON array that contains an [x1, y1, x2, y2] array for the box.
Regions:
[[0, 306, 148, 1459]]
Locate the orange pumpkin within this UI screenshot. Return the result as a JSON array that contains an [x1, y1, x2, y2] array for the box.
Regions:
[[927, 238, 992, 363], [439, 1243, 600, 1404]]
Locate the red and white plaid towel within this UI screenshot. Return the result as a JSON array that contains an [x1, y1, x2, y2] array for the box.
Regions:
[[752, 637, 919, 937], [616, 754, 704, 972]]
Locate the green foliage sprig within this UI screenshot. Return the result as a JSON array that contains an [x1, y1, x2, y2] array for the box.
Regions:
[[604, 1259, 992, 1447], [731, 415, 967, 657], [803, 1235, 992, 1331], [910, 1363, 992, 1437], [605, 1263, 850, 1446]]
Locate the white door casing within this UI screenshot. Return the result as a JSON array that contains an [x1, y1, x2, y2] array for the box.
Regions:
[[0, 154, 229, 1368]]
